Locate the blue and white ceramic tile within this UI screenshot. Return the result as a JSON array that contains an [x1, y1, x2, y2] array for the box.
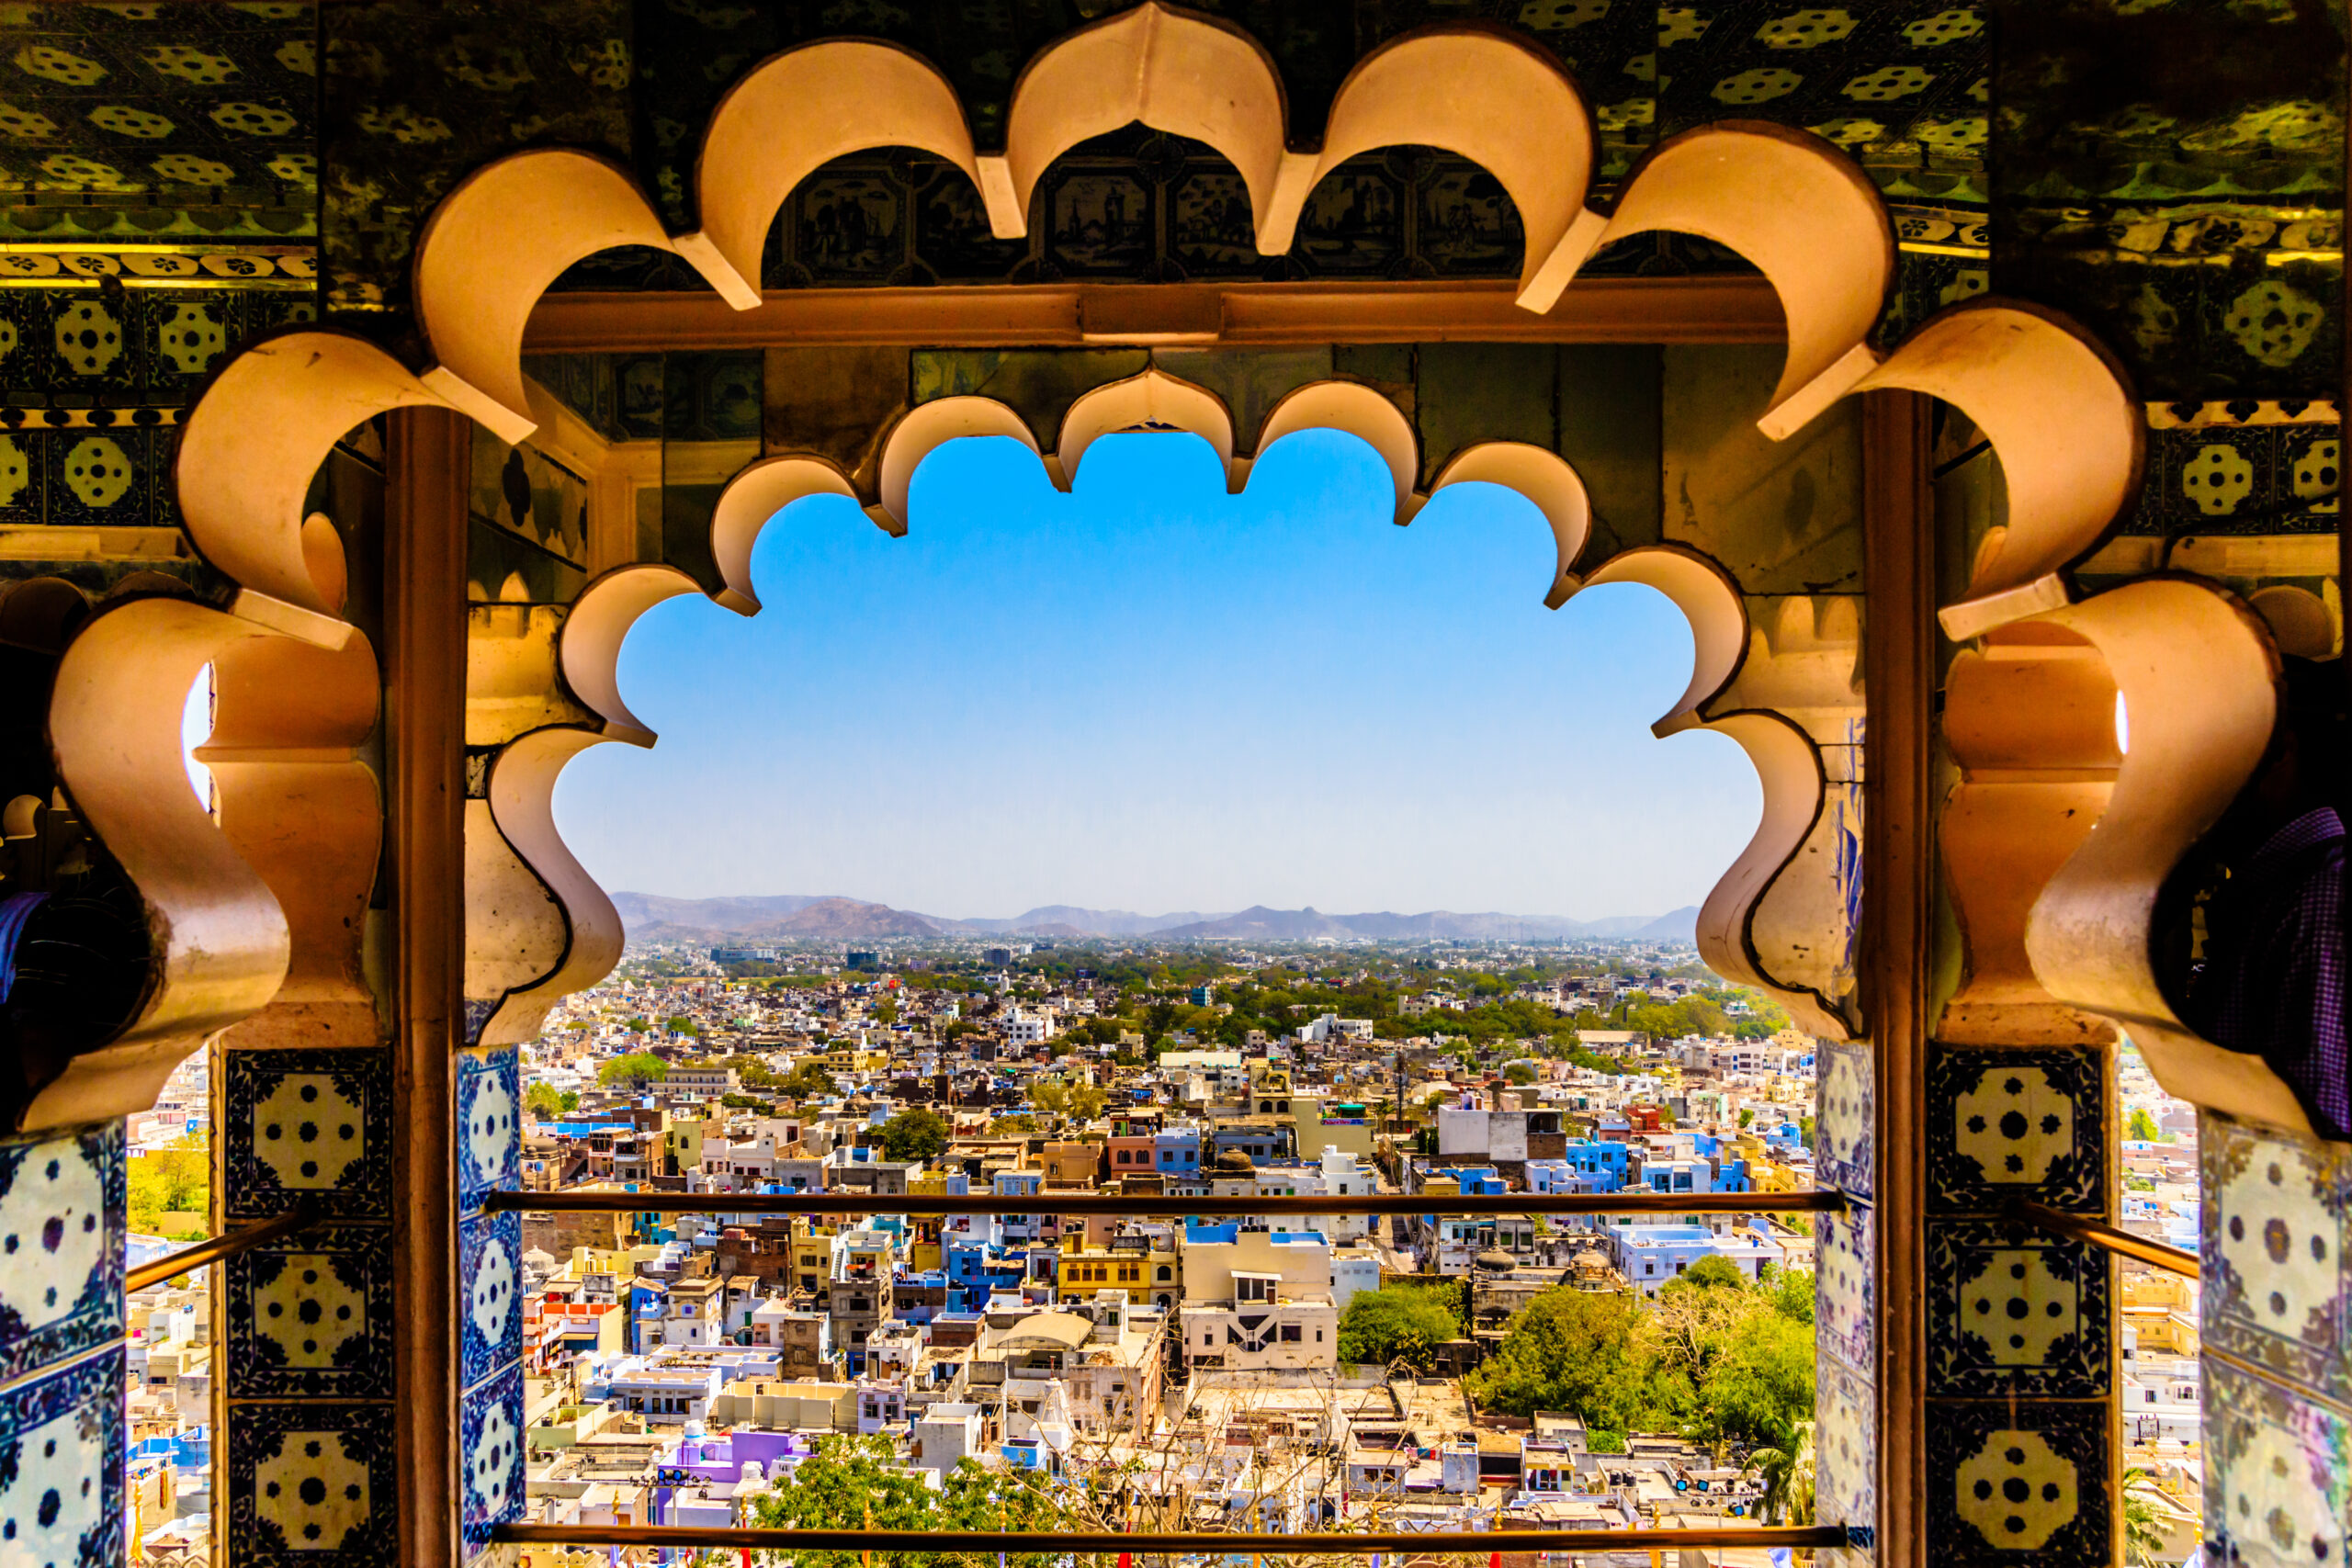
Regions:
[[1818, 1201, 1875, 1374], [224, 1047, 393, 1220], [1924, 1399, 2112, 1565], [41, 293, 130, 390], [1927, 1220, 2109, 1398], [226, 1402, 397, 1568], [1815, 1350, 1877, 1568], [2201, 1110, 2348, 1405], [456, 1046, 519, 1216], [47, 425, 145, 527], [0, 1122, 122, 1383], [460, 1362, 524, 1544], [1815, 1038, 1874, 1199], [0, 1348, 122, 1568], [224, 1224, 394, 1400], [2205, 1354, 2352, 1568], [458, 1210, 522, 1393], [1928, 1045, 2104, 1213]]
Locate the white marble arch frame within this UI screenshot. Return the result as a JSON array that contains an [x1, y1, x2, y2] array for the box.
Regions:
[[54, 12, 2256, 1131]]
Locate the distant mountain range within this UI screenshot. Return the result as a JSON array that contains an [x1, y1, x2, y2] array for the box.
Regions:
[[610, 891, 1699, 947]]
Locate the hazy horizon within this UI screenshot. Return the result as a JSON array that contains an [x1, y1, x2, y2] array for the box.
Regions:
[[601, 888, 1701, 926], [553, 430, 1760, 914]]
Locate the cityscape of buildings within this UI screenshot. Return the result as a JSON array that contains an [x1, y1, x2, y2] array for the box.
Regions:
[[119, 932, 2207, 1562]]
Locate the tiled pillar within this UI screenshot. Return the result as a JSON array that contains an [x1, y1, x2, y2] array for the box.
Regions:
[[0, 1122, 123, 1568], [1920, 1043, 2117, 1564], [219, 1044, 401, 1568], [2199, 1111, 2351, 1567], [456, 1045, 524, 1554], [1815, 1037, 1878, 1565]]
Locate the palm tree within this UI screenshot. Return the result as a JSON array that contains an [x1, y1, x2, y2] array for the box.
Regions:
[[2121, 1465, 2169, 1566], [1749, 1419, 1816, 1525]]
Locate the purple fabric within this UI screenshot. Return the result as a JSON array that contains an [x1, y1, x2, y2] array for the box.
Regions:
[[2201, 806, 2348, 1136], [0, 889, 46, 1005]]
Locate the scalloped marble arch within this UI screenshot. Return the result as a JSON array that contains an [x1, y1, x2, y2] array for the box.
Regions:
[[748, 366, 1573, 595], [391, 9, 1892, 479], [1856, 301, 2145, 643], [978, 4, 1289, 248], [415, 150, 730, 444], [1548, 121, 1894, 434], [550, 404, 1859, 1032], [40, 599, 307, 1127], [2019, 578, 2311, 1132], [59, 11, 2239, 1130]]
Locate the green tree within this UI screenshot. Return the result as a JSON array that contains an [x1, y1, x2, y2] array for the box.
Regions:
[[778, 1060, 838, 1100], [1029, 1078, 1107, 1122], [713, 1055, 786, 1091], [1763, 1266, 1816, 1325], [2120, 1466, 2169, 1566], [1336, 1285, 1463, 1371], [2125, 1107, 2161, 1142], [1678, 1256, 1748, 1291], [1467, 1288, 1660, 1430], [878, 1107, 950, 1162], [1503, 1062, 1538, 1086], [127, 1145, 209, 1240], [665, 1014, 700, 1036], [1693, 1306, 1815, 1449], [1749, 1418, 1815, 1524], [746, 1434, 1070, 1568], [598, 1052, 669, 1089], [524, 1081, 566, 1119]]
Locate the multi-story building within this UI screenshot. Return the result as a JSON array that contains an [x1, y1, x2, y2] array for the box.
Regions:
[[1604, 1224, 1781, 1296]]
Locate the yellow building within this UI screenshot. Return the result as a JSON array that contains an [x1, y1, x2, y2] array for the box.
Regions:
[[1038, 1139, 1102, 1185], [661, 1118, 706, 1177], [1290, 1095, 1379, 1159], [2120, 1269, 2199, 1356], [1059, 1247, 1146, 1294], [902, 1172, 962, 1271]]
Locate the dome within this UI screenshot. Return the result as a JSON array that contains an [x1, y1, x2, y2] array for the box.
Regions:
[[1474, 1249, 1517, 1272]]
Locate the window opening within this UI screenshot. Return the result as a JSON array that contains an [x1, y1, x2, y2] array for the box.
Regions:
[[493, 382, 1832, 1547]]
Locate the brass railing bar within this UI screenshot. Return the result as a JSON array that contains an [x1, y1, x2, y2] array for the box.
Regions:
[[492, 1523, 1852, 1551], [2007, 1199, 2200, 1280], [482, 1190, 1844, 1218], [125, 1203, 320, 1293]]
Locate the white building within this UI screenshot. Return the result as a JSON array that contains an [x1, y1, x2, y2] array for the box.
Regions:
[[1177, 1272, 1339, 1373], [1606, 1224, 1780, 1296], [910, 1404, 985, 1477]]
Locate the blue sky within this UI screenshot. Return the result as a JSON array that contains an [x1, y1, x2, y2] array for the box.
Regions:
[[552, 430, 1759, 920]]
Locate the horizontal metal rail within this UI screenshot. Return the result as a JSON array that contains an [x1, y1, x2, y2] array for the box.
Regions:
[[2007, 1199, 2199, 1280], [494, 1523, 1851, 1553], [126, 1204, 319, 1293], [484, 1190, 1842, 1218]]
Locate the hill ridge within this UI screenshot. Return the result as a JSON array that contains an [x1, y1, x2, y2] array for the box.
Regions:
[[611, 891, 1699, 946]]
